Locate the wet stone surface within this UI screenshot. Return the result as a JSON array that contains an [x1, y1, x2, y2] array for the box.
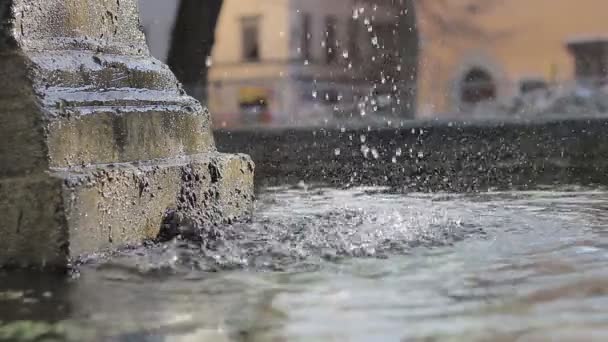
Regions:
[[0, 0, 254, 268], [216, 118, 608, 191]]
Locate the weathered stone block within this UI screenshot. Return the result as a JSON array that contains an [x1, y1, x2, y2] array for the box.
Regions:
[[0, 153, 254, 268], [0, 0, 254, 268]]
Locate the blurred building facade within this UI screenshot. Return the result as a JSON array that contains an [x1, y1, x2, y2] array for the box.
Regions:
[[140, 0, 418, 127], [416, 0, 608, 117], [139, 0, 608, 122], [207, 0, 416, 127]]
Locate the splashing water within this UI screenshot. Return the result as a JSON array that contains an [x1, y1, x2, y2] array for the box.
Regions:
[[93, 187, 479, 274], [2, 187, 608, 341]]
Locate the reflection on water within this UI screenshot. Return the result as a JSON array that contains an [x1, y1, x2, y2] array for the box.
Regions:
[[2, 186, 608, 341]]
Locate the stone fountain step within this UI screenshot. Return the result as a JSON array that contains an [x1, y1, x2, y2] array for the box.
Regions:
[[42, 89, 215, 168], [0, 86, 215, 175], [0, 152, 255, 269], [0, 0, 255, 269], [30, 51, 179, 91]]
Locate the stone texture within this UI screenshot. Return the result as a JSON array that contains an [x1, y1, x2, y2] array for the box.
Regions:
[[215, 118, 608, 191], [0, 0, 254, 269]]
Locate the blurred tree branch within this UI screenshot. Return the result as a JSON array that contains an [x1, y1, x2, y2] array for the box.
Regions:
[[167, 0, 223, 102]]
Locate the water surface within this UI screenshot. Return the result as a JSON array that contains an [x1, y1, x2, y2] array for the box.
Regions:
[[2, 186, 608, 341]]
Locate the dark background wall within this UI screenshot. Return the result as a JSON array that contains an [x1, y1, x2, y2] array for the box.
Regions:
[[215, 118, 608, 191]]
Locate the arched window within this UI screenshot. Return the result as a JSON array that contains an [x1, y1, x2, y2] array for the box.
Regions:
[[460, 68, 496, 104]]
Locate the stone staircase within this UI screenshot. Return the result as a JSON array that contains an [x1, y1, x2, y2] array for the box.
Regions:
[[0, 0, 254, 268]]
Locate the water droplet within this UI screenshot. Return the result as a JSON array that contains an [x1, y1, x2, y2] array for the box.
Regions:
[[361, 145, 370, 158], [360, 134, 367, 143], [334, 148, 341, 156], [417, 151, 424, 158], [371, 148, 379, 159], [392, 156, 397, 163], [396, 148, 402, 157]]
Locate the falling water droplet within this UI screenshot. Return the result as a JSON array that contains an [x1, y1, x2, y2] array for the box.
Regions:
[[361, 145, 370, 158], [371, 148, 379, 160], [334, 148, 341, 156]]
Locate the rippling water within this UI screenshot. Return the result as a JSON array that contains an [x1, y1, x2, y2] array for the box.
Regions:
[[2, 186, 608, 341]]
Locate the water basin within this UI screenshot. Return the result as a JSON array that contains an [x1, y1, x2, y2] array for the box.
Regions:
[[1, 186, 608, 341]]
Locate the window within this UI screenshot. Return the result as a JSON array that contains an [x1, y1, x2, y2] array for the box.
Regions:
[[300, 13, 311, 61], [519, 78, 547, 94], [460, 68, 496, 104], [567, 39, 608, 86], [325, 16, 337, 64], [348, 18, 360, 64], [374, 23, 398, 53], [241, 16, 260, 62]]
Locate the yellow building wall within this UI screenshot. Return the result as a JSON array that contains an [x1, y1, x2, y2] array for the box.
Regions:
[[208, 0, 291, 124], [208, 0, 290, 83], [417, 0, 608, 117]]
